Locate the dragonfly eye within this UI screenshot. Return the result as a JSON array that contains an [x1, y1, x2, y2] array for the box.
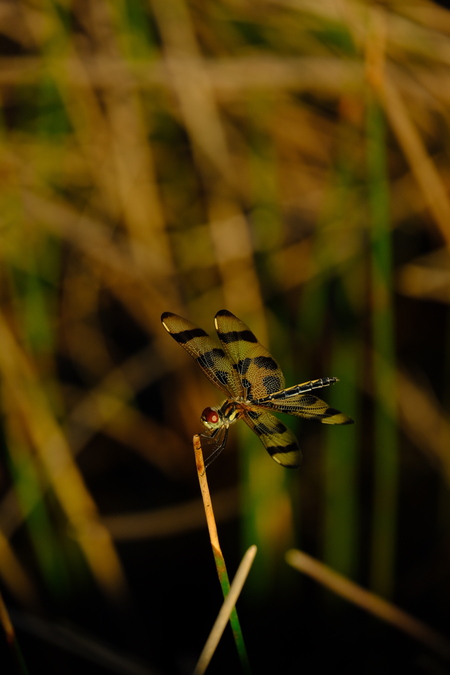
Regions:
[[201, 407, 220, 426]]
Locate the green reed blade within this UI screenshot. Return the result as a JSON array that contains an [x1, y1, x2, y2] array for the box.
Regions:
[[323, 336, 359, 578], [366, 95, 398, 597], [298, 129, 361, 583]]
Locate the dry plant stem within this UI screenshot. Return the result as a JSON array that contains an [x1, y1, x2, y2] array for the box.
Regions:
[[286, 549, 450, 661], [193, 545, 257, 675], [0, 591, 29, 675], [193, 435, 251, 674], [377, 78, 450, 251]]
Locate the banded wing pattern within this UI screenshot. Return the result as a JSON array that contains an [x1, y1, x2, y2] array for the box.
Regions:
[[213, 310, 302, 466], [161, 312, 241, 398], [161, 309, 354, 469], [214, 310, 285, 400], [243, 409, 300, 468]]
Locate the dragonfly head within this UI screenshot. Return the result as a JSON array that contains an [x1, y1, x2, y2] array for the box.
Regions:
[[201, 406, 223, 430]]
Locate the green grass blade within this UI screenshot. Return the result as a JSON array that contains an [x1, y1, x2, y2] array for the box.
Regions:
[[366, 95, 398, 597], [323, 337, 359, 578]]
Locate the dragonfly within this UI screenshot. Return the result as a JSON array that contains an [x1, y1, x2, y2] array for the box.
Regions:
[[161, 309, 353, 469]]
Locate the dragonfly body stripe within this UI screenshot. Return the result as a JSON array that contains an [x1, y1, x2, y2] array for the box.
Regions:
[[161, 310, 354, 468]]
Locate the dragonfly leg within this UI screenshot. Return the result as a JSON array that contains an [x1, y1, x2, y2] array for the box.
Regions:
[[199, 428, 229, 468]]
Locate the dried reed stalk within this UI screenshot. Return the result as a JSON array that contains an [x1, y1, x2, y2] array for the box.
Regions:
[[193, 434, 251, 673], [286, 548, 450, 661]]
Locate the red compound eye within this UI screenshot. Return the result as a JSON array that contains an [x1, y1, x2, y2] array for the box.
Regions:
[[201, 407, 219, 424]]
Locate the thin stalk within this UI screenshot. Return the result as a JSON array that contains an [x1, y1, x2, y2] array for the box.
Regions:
[[286, 549, 450, 662], [323, 337, 359, 578], [0, 590, 30, 675], [193, 434, 251, 674], [193, 545, 257, 675], [366, 97, 398, 597]]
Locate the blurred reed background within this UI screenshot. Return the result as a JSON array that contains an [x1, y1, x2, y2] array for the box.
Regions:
[[0, 0, 450, 673]]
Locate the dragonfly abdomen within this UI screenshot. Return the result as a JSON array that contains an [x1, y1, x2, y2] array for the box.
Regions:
[[254, 377, 339, 403]]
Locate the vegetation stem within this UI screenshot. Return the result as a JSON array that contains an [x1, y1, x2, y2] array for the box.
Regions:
[[193, 434, 252, 674]]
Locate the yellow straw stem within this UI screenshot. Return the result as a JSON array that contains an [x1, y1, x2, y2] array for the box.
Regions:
[[193, 435, 251, 673], [0, 590, 29, 674]]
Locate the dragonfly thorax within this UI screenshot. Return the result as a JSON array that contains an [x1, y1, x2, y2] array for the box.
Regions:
[[201, 399, 243, 431]]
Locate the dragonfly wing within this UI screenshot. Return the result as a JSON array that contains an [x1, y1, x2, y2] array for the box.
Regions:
[[161, 312, 242, 397], [252, 393, 354, 424], [243, 409, 301, 469], [214, 310, 285, 400]]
